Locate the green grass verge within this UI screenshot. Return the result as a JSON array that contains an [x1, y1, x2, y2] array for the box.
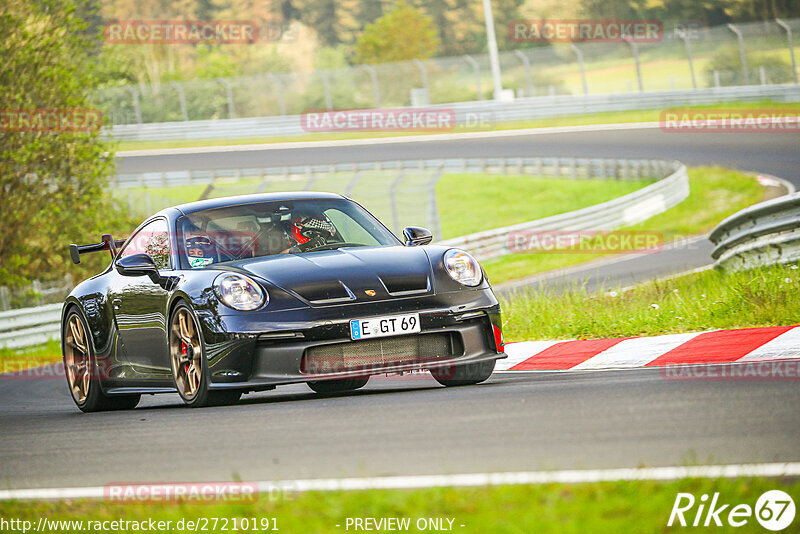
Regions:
[[114, 173, 648, 241], [1, 477, 797, 532], [115, 101, 800, 151], [482, 166, 765, 285], [437, 175, 646, 239], [502, 262, 800, 342], [0, 339, 61, 373]]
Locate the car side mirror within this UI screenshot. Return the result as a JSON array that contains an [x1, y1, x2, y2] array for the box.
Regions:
[[403, 226, 433, 246], [115, 254, 161, 284]]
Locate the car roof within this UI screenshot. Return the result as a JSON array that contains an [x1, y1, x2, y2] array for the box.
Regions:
[[172, 192, 346, 215]]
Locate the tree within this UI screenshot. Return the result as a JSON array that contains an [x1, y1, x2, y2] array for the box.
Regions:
[[355, 1, 439, 64], [0, 0, 131, 285]]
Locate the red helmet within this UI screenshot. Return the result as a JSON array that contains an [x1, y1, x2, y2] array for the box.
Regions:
[[290, 213, 336, 245]]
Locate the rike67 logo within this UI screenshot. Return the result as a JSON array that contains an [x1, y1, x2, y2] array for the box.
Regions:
[[669, 490, 795, 530]]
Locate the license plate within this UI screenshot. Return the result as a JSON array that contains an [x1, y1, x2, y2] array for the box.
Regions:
[[350, 313, 421, 340]]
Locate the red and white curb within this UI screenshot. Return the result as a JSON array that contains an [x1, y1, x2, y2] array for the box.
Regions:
[[498, 325, 800, 371]]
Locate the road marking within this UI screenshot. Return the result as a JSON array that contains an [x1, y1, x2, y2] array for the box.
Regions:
[[2, 463, 799, 501], [116, 121, 665, 157]]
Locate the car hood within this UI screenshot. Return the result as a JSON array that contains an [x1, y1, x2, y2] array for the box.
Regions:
[[234, 246, 433, 305]]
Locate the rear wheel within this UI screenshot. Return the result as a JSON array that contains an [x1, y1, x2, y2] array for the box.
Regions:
[[63, 309, 140, 412], [430, 359, 495, 387], [307, 376, 369, 394], [169, 303, 242, 407]]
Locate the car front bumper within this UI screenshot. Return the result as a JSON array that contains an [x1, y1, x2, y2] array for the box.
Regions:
[[196, 290, 504, 389]]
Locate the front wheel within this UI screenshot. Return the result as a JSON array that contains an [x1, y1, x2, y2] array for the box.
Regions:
[[63, 309, 140, 412], [307, 376, 369, 394], [169, 303, 241, 407], [430, 359, 495, 387]]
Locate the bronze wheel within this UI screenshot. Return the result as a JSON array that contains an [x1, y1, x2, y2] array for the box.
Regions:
[[170, 306, 203, 402], [64, 313, 91, 404], [62, 309, 140, 412], [168, 303, 242, 407]]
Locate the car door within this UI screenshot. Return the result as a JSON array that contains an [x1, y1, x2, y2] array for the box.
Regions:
[[110, 217, 173, 379]]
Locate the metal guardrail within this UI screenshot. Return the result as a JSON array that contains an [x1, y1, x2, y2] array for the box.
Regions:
[[710, 192, 800, 270], [0, 304, 62, 350], [107, 84, 800, 142], [440, 161, 689, 261]]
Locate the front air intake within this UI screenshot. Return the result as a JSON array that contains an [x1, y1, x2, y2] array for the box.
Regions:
[[301, 333, 462, 374]]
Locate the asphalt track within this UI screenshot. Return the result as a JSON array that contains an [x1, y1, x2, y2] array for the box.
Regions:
[[0, 127, 798, 492], [1, 366, 799, 490]]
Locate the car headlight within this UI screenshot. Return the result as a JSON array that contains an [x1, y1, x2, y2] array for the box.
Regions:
[[214, 273, 267, 311], [443, 249, 483, 287]]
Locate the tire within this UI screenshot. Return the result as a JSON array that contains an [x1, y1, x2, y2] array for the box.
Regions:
[[307, 376, 369, 394], [62, 309, 140, 412], [169, 302, 242, 408], [430, 359, 496, 387]]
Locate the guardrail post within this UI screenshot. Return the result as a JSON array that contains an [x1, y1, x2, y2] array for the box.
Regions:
[[623, 36, 644, 92], [513, 50, 534, 96], [268, 74, 287, 115], [170, 81, 189, 121], [462, 55, 482, 100], [569, 44, 589, 95], [0, 286, 9, 311], [126, 86, 142, 124], [570, 159, 577, 179], [714, 70, 721, 88], [389, 170, 406, 233], [727, 24, 749, 84], [760, 65, 767, 85], [677, 29, 697, 89], [361, 65, 382, 108], [776, 19, 798, 84], [428, 167, 445, 240], [318, 71, 334, 111], [217, 78, 236, 118], [413, 59, 430, 95]]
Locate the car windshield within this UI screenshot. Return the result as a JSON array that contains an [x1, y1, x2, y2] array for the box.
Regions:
[[177, 198, 399, 269]]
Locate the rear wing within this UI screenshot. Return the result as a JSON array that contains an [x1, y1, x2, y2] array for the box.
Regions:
[[69, 234, 126, 264]]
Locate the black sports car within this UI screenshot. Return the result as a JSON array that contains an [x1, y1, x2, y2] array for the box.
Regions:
[[62, 193, 504, 411]]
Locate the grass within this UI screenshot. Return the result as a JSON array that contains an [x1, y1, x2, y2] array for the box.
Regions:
[[0, 339, 61, 374], [437, 175, 646, 239], [1, 477, 797, 532], [482, 166, 766, 285], [115, 100, 800, 151], [114, 172, 649, 240], [502, 262, 800, 342]]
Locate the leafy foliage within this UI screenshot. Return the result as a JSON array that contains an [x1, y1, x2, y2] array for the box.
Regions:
[[0, 0, 134, 285], [355, 2, 439, 64]]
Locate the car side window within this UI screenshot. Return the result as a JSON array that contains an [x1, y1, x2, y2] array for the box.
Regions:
[[118, 218, 171, 269]]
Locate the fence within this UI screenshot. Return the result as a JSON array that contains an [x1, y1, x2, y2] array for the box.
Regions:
[[710, 191, 800, 270], [0, 275, 72, 312], [108, 84, 800, 142], [95, 18, 800, 126], [113, 156, 675, 240]]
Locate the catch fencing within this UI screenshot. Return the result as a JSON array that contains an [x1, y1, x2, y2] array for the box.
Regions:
[[107, 84, 800, 142], [96, 19, 800, 126]]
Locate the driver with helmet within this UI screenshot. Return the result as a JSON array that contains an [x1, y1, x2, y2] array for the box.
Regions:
[[286, 212, 337, 252]]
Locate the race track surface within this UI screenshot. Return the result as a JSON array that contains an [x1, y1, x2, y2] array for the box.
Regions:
[[0, 128, 797, 492], [116, 127, 800, 187], [1, 366, 798, 490]]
